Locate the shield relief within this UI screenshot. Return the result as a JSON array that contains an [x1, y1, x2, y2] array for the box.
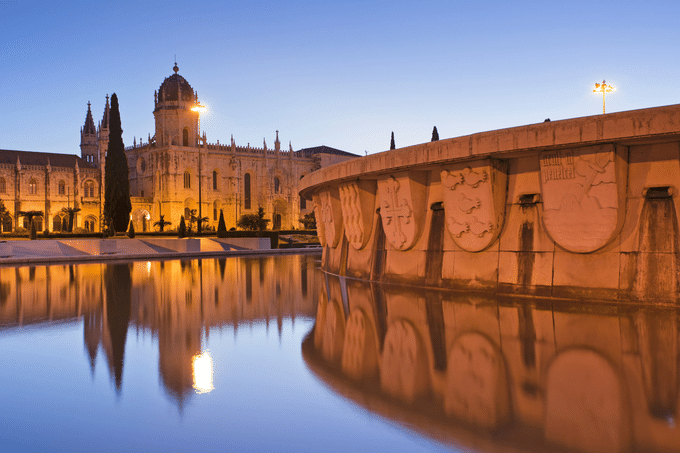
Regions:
[[441, 160, 508, 252], [339, 180, 377, 250], [377, 172, 428, 251], [316, 188, 344, 248], [539, 144, 628, 253]]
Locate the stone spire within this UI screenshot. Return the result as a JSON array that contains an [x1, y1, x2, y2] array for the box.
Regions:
[[81, 101, 98, 165], [101, 94, 110, 132], [83, 102, 96, 135]]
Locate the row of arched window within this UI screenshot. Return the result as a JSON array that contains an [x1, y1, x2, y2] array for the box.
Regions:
[[0, 177, 97, 197], [177, 170, 308, 212]]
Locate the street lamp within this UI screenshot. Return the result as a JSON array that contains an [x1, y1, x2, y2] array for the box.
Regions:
[[192, 103, 207, 233], [593, 80, 615, 114]]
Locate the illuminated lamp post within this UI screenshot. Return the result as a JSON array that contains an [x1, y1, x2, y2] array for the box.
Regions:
[[593, 80, 615, 114], [191, 103, 207, 234]]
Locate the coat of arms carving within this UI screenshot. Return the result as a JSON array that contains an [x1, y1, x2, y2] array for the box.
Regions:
[[377, 172, 427, 251], [339, 180, 377, 250], [441, 160, 507, 252], [317, 188, 344, 248], [539, 144, 628, 253]]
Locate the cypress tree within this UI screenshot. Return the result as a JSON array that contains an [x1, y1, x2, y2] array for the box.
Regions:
[[178, 215, 187, 238], [390, 132, 395, 150], [104, 93, 132, 233], [431, 126, 439, 141], [127, 220, 135, 238], [217, 209, 227, 238]]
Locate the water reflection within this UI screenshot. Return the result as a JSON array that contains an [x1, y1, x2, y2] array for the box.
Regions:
[[304, 273, 680, 453], [0, 255, 319, 407]]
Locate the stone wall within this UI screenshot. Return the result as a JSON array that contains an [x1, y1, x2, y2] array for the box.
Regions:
[[300, 104, 680, 303]]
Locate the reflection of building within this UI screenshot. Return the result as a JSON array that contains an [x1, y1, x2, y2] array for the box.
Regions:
[[0, 255, 319, 407], [306, 273, 680, 453], [0, 64, 358, 233]]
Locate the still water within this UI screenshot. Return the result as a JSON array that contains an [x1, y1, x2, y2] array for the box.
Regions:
[[0, 256, 449, 452], [2, 256, 680, 452]]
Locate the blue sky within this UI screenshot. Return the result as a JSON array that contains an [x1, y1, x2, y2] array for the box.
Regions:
[[2, 0, 679, 156]]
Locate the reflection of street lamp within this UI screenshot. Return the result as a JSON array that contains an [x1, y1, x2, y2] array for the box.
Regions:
[[191, 103, 207, 233], [192, 350, 214, 394], [593, 80, 615, 114]]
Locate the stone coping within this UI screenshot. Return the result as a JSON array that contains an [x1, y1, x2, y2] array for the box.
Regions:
[[299, 103, 680, 197], [0, 238, 321, 266]]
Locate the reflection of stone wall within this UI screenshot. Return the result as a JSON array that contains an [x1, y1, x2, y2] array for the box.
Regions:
[[307, 275, 680, 453], [301, 105, 680, 303]]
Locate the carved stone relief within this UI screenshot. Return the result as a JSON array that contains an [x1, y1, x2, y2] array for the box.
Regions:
[[377, 172, 427, 251], [318, 188, 344, 249], [441, 160, 508, 252], [339, 180, 377, 250], [539, 145, 628, 253]]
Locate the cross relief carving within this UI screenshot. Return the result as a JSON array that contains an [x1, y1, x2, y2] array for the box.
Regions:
[[381, 176, 413, 249]]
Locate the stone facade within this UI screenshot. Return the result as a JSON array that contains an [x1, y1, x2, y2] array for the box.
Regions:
[[0, 65, 357, 233], [124, 64, 357, 232], [300, 104, 680, 303], [0, 150, 101, 233]]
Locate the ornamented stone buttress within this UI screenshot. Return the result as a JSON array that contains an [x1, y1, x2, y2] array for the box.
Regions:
[[539, 144, 628, 253], [441, 160, 508, 252], [377, 172, 428, 251]]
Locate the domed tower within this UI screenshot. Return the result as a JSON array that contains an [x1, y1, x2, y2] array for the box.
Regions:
[[154, 63, 199, 147]]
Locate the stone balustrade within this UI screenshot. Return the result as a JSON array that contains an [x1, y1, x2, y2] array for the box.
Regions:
[[299, 104, 680, 303]]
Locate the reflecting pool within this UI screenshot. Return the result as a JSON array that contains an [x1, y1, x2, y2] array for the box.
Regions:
[[0, 256, 450, 452]]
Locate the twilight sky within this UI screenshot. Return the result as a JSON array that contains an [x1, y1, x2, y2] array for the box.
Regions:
[[2, 0, 679, 157]]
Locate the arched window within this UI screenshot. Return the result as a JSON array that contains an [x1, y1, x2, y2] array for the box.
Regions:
[[0, 178, 5, 194], [83, 181, 95, 198], [184, 171, 191, 189], [274, 177, 280, 194], [2, 215, 12, 233], [53, 215, 63, 232], [58, 180, 65, 195], [29, 179, 37, 195], [213, 170, 218, 190], [244, 173, 251, 210], [183, 128, 189, 147]]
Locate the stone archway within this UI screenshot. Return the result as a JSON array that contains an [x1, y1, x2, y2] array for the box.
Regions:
[[272, 198, 288, 230], [131, 209, 150, 232]]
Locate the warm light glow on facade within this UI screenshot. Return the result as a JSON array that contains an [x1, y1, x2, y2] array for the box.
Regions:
[[192, 350, 214, 394], [191, 103, 207, 114]]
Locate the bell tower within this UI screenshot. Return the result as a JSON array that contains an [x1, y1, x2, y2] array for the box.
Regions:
[[153, 63, 199, 147], [80, 101, 98, 165]]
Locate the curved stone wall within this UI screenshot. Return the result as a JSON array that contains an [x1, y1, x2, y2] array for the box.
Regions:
[[300, 104, 680, 303]]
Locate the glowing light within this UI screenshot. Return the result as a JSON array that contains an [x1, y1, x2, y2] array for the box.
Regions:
[[592, 80, 616, 114], [192, 350, 214, 394], [191, 103, 207, 114]]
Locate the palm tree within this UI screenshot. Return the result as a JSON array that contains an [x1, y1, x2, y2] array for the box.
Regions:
[[189, 209, 208, 234], [17, 210, 43, 230], [153, 215, 172, 232], [61, 206, 81, 232]]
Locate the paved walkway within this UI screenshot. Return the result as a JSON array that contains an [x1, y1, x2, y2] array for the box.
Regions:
[[0, 237, 321, 265]]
